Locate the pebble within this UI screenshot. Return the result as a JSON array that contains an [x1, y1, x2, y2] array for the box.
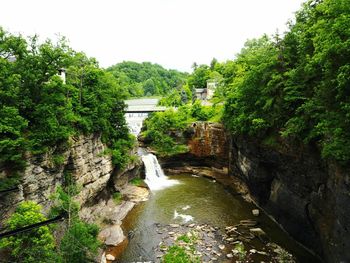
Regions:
[[249, 228, 266, 236], [252, 209, 260, 216], [219, 244, 225, 250], [232, 249, 240, 255], [226, 253, 234, 258], [170, 224, 179, 228], [106, 254, 115, 261]]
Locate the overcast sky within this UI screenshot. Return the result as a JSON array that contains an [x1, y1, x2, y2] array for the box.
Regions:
[[1, 0, 305, 72]]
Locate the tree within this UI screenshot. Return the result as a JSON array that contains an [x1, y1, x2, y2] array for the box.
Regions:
[[50, 184, 100, 263], [222, 0, 350, 163], [0, 201, 57, 263], [187, 65, 211, 89], [60, 221, 100, 263], [107, 61, 187, 97]]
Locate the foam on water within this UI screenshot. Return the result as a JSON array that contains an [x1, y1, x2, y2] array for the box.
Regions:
[[142, 153, 179, 191]]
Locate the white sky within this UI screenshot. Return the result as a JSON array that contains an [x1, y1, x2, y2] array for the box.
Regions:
[[1, 0, 305, 72]]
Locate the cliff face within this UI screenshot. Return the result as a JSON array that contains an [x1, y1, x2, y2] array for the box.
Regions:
[[160, 122, 229, 171], [165, 122, 350, 262], [1, 134, 114, 223], [230, 136, 350, 263], [188, 122, 228, 161]]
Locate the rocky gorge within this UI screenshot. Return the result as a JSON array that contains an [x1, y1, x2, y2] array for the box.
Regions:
[[1, 121, 349, 263], [0, 133, 147, 262], [158, 121, 350, 263]]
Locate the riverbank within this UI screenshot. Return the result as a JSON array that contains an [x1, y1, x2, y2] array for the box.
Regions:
[[113, 173, 319, 263], [87, 184, 150, 263]]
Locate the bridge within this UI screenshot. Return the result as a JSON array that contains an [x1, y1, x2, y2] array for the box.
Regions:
[[125, 105, 167, 113], [125, 98, 167, 113]]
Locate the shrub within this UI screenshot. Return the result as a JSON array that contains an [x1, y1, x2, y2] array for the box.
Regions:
[[0, 201, 57, 263], [112, 192, 123, 205]]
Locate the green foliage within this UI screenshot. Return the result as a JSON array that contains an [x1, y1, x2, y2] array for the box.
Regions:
[[0, 173, 20, 191], [107, 61, 187, 97], [50, 186, 80, 220], [112, 192, 123, 205], [0, 106, 28, 169], [59, 221, 100, 263], [0, 28, 131, 170], [0, 201, 57, 263], [142, 107, 190, 156], [162, 245, 192, 263], [188, 64, 211, 90], [130, 178, 144, 186], [233, 242, 247, 260], [52, 154, 66, 166], [50, 182, 100, 263], [109, 134, 136, 169], [142, 102, 223, 155], [222, 0, 350, 163], [177, 234, 190, 243], [159, 84, 193, 107], [162, 232, 200, 263]]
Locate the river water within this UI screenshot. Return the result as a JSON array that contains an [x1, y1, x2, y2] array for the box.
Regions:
[[115, 156, 318, 263], [119, 100, 319, 263]]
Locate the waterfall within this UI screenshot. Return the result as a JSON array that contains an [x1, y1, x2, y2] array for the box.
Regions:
[[141, 153, 179, 191], [125, 112, 149, 136]]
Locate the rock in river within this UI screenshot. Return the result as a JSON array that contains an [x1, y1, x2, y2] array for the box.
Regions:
[[99, 225, 125, 246]]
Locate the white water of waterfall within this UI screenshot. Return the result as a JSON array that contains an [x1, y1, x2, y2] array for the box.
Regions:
[[142, 153, 179, 191], [125, 112, 148, 136]]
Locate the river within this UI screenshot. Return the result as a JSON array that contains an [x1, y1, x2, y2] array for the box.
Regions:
[[116, 171, 318, 262], [118, 100, 319, 262]]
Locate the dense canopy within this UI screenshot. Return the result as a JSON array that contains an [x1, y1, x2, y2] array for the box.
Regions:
[[0, 29, 131, 170]]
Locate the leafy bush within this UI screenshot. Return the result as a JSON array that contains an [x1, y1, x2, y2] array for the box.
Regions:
[[60, 221, 100, 263], [109, 135, 136, 168], [162, 232, 200, 263], [50, 182, 100, 263], [112, 192, 123, 205], [162, 245, 192, 263], [142, 102, 220, 156], [0, 173, 20, 191], [0, 201, 57, 263], [130, 178, 144, 186]]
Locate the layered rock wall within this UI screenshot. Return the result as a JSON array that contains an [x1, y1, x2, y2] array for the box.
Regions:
[[162, 121, 350, 262], [229, 136, 350, 262], [160, 122, 229, 171], [0, 134, 114, 223], [188, 122, 228, 161]]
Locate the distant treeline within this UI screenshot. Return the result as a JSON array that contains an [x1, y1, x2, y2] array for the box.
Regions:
[[107, 61, 188, 97]]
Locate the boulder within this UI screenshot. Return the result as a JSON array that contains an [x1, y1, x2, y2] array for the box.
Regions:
[[99, 225, 125, 246]]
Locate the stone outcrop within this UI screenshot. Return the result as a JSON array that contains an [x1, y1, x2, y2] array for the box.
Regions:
[[188, 122, 228, 161], [229, 136, 350, 263], [160, 122, 229, 171], [99, 225, 125, 246], [0, 134, 113, 223]]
